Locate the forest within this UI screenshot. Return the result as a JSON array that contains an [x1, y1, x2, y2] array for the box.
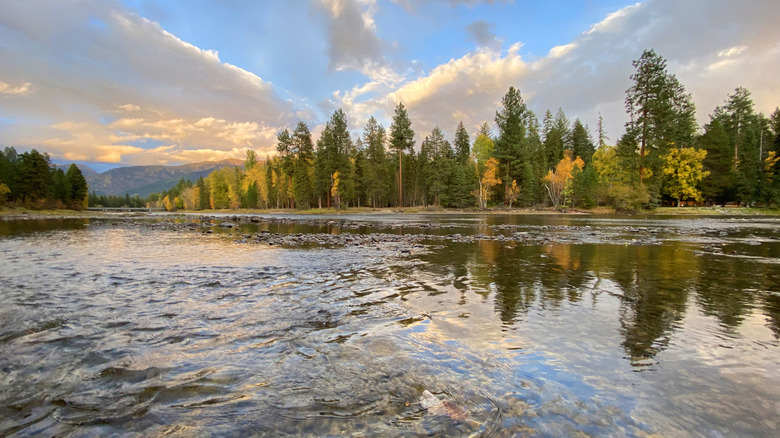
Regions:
[[3, 50, 779, 212], [0, 147, 88, 209], [146, 50, 780, 213]]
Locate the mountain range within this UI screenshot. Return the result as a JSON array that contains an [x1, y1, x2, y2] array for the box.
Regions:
[[73, 159, 242, 197]]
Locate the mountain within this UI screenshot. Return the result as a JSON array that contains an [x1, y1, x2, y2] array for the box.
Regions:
[[53, 163, 98, 178], [85, 159, 242, 197]]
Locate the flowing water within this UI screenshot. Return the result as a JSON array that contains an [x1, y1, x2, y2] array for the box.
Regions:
[[1, 213, 779, 437]]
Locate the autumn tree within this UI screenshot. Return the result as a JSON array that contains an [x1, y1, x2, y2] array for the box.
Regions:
[[479, 157, 501, 209], [330, 170, 341, 209], [544, 152, 584, 209], [661, 147, 710, 206]]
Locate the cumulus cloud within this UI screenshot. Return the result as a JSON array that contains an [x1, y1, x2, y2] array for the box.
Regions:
[[0, 0, 294, 165], [369, 0, 780, 142]]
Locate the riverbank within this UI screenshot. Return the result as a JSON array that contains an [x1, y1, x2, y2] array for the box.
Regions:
[[2, 205, 779, 220]]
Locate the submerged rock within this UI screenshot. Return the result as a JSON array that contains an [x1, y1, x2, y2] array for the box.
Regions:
[[420, 390, 467, 421]]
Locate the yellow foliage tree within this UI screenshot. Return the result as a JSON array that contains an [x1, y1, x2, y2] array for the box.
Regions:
[[661, 147, 709, 206], [162, 194, 175, 211], [330, 170, 341, 209], [479, 157, 501, 209], [507, 180, 520, 208], [544, 152, 585, 208], [0, 183, 9, 206]]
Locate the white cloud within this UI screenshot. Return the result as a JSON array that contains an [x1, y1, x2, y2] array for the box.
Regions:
[[0, 0, 294, 165], [117, 103, 140, 112], [0, 81, 34, 96], [352, 0, 780, 144], [718, 46, 748, 58]]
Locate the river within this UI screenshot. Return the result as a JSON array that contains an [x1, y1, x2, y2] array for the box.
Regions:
[[1, 213, 778, 437]]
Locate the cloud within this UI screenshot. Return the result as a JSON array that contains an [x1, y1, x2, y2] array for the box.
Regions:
[[365, 0, 780, 143], [466, 20, 500, 50], [0, 0, 294, 165], [316, 0, 385, 72], [0, 81, 34, 96]]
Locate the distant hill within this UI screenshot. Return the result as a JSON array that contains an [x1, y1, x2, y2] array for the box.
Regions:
[[85, 159, 242, 197], [53, 163, 98, 178]]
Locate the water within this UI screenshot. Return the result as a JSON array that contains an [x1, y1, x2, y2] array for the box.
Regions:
[[1, 214, 779, 437]]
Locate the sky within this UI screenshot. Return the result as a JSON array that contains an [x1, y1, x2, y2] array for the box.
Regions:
[[1, 0, 779, 171]]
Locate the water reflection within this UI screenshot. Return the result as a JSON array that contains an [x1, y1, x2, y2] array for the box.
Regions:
[[1, 215, 779, 436], [415, 236, 780, 369]]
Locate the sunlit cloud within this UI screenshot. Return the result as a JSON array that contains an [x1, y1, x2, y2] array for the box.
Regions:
[[0, 81, 34, 96], [0, 0, 294, 165]]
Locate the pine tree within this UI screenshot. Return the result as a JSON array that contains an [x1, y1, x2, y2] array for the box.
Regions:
[[17, 149, 53, 203], [495, 87, 530, 204], [625, 49, 696, 194], [66, 164, 88, 209], [362, 116, 390, 207], [197, 176, 210, 210], [292, 121, 314, 209], [571, 119, 596, 165], [453, 121, 470, 165], [51, 168, 71, 205], [389, 102, 415, 206]]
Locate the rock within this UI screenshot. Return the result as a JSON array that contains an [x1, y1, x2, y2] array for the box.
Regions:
[[219, 222, 236, 229], [419, 390, 467, 421]]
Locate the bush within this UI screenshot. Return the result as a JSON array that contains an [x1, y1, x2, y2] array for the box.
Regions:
[[607, 183, 650, 213]]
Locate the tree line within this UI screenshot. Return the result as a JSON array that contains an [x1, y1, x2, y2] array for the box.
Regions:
[[0, 147, 89, 209], [149, 50, 778, 212]]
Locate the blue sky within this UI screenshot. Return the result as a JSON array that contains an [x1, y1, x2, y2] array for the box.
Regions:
[[1, 0, 778, 169]]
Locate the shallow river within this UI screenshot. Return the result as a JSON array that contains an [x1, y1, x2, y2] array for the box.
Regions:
[[1, 213, 779, 437]]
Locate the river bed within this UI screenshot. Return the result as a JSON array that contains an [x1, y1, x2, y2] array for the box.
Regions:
[[1, 213, 779, 436]]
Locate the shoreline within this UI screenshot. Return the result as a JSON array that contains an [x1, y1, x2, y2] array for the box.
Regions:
[[1, 205, 778, 221]]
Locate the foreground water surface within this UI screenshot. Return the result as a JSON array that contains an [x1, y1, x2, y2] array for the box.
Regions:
[[1, 213, 779, 437]]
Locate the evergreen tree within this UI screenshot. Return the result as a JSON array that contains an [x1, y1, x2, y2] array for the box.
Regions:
[[243, 181, 259, 208], [197, 176, 210, 209], [389, 102, 415, 206], [292, 121, 314, 208], [494, 86, 530, 204], [453, 121, 470, 165], [444, 162, 477, 208], [699, 119, 734, 203], [362, 116, 390, 207], [66, 164, 88, 209], [597, 112, 609, 147], [51, 168, 71, 205], [571, 119, 596, 165], [543, 108, 569, 168], [17, 149, 53, 203], [625, 49, 697, 197], [0, 147, 19, 203]]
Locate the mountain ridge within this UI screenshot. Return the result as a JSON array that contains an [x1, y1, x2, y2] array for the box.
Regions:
[[83, 159, 243, 197]]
